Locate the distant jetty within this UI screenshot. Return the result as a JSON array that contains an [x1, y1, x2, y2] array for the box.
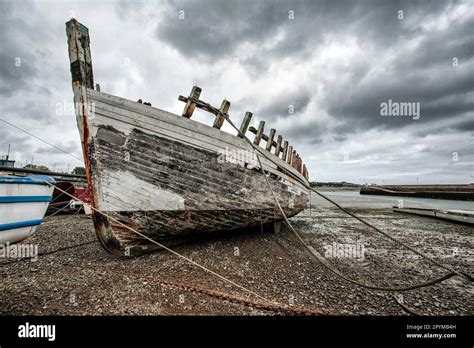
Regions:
[[360, 184, 474, 201]]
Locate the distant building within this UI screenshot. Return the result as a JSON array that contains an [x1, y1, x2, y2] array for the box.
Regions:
[[0, 155, 15, 168]]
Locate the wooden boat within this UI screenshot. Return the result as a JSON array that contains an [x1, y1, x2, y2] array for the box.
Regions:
[[0, 175, 55, 244], [66, 19, 310, 255]]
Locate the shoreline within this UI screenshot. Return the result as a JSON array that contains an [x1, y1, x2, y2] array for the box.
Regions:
[[1, 201, 472, 316], [360, 185, 474, 201]]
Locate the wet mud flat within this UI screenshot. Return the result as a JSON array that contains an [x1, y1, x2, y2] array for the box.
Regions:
[[0, 199, 472, 315]]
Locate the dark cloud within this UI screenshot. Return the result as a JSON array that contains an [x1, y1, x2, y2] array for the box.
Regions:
[[153, 0, 448, 60], [150, 0, 473, 142], [256, 87, 312, 120], [155, 0, 286, 59], [0, 2, 39, 97], [0, 0, 472, 183]]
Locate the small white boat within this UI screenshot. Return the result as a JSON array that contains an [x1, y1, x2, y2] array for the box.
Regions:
[[0, 175, 55, 244]]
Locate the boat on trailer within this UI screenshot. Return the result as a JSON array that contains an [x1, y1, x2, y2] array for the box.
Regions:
[[66, 19, 310, 256], [0, 175, 55, 244]]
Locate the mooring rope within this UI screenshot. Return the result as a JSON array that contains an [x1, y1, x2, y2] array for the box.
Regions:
[[31, 179, 326, 315], [43, 202, 83, 222], [222, 114, 473, 289], [3, 110, 471, 316], [1, 118, 325, 314]]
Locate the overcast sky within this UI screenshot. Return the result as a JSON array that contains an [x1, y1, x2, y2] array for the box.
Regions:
[[0, 0, 473, 184]]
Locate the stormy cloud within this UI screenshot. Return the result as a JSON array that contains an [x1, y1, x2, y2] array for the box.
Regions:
[[0, 0, 472, 183]]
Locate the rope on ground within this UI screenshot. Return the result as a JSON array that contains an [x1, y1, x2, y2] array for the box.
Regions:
[[31, 180, 324, 315], [68, 264, 327, 316], [393, 293, 422, 316], [308, 187, 472, 281]]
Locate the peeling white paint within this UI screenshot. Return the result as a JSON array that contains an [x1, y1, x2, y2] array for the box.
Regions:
[[98, 169, 185, 211], [289, 198, 294, 209]]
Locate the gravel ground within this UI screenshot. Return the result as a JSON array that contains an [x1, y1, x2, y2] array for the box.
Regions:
[[0, 196, 472, 316]]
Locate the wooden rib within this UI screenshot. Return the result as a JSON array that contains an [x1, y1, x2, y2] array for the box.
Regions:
[[238, 112, 253, 138], [266, 129, 276, 152], [282, 141, 289, 161], [254, 121, 265, 145], [274, 135, 283, 157], [182, 86, 202, 118], [292, 150, 297, 169], [213, 99, 231, 129], [287, 145, 293, 164], [248, 127, 278, 148]]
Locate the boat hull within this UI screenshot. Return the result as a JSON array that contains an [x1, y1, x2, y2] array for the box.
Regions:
[[0, 176, 55, 244], [78, 90, 309, 255]]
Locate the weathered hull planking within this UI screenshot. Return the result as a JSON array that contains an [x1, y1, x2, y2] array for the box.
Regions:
[[84, 90, 309, 255]]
